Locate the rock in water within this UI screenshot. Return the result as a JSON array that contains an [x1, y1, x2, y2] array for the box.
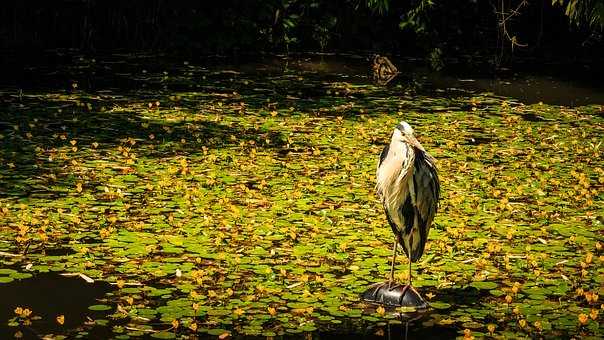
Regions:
[[362, 282, 429, 310]]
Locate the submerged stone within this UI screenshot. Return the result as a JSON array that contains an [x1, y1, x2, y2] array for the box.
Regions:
[[362, 282, 430, 310]]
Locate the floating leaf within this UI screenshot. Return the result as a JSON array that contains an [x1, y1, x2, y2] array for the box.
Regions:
[[470, 282, 498, 290]]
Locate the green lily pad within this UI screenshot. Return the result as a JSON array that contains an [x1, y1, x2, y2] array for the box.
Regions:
[[0, 277, 14, 283], [470, 281, 498, 290]]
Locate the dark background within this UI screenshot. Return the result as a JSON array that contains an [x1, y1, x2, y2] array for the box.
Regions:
[[0, 0, 602, 70]]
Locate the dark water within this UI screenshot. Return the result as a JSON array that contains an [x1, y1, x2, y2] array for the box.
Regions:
[[0, 272, 114, 339], [0, 268, 457, 339], [2, 51, 603, 107], [318, 319, 458, 339], [426, 72, 604, 107]]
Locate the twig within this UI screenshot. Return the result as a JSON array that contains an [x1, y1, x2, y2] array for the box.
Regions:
[[286, 281, 304, 289], [110, 281, 143, 286], [61, 272, 95, 283], [498, 0, 529, 51], [125, 326, 156, 333]]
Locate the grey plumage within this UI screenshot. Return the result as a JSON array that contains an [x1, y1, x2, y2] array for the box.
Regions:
[[376, 121, 440, 262]]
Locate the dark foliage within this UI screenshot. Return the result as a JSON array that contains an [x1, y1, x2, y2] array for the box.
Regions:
[[1, 0, 602, 64]]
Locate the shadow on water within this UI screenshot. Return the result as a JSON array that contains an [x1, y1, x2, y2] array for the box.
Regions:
[[521, 112, 547, 122], [433, 286, 490, 306], [41, 247, 76, 256], [463, 135, 493, 146], [319, 318, 458, 340], [371, 321, 458, 340], [0, 91, 287, 198], [0, 272, 114, 339]]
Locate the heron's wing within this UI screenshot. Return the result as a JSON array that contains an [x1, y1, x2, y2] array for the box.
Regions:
[[412, 151, 440, 234], [400, 150, 438, 261]]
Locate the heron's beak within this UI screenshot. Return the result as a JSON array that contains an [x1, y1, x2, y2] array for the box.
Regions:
[[408, 135, 423, 150]]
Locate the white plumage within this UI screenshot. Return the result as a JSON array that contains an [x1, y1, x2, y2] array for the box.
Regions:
[[376, 121, 439, 263]]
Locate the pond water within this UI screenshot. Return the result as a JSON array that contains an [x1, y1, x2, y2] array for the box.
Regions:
[[3, 52, 604, 106], [0, 52, 602, 339], [0, 271, 114, 338]]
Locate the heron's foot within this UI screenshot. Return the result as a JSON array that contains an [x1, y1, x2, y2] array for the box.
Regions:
[[400, 284, 410, 296], [400, 285, 422, 299], [397, 284, 428, 308], [380, 280, 399, 291]]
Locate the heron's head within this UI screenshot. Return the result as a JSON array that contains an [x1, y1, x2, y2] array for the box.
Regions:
[[395, 121, 414, 136], [391, 121, 422, 148], [392, 121, 414, 140]]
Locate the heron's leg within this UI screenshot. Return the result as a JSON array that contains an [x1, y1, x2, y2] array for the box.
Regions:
[[397, 255, 413, 300], [408, 256, 413, 286], [407, 233, 413, 287], [389, 238, 397, 287]]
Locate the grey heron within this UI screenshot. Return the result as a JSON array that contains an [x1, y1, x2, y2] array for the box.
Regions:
[[375, 121, 440, 304]]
